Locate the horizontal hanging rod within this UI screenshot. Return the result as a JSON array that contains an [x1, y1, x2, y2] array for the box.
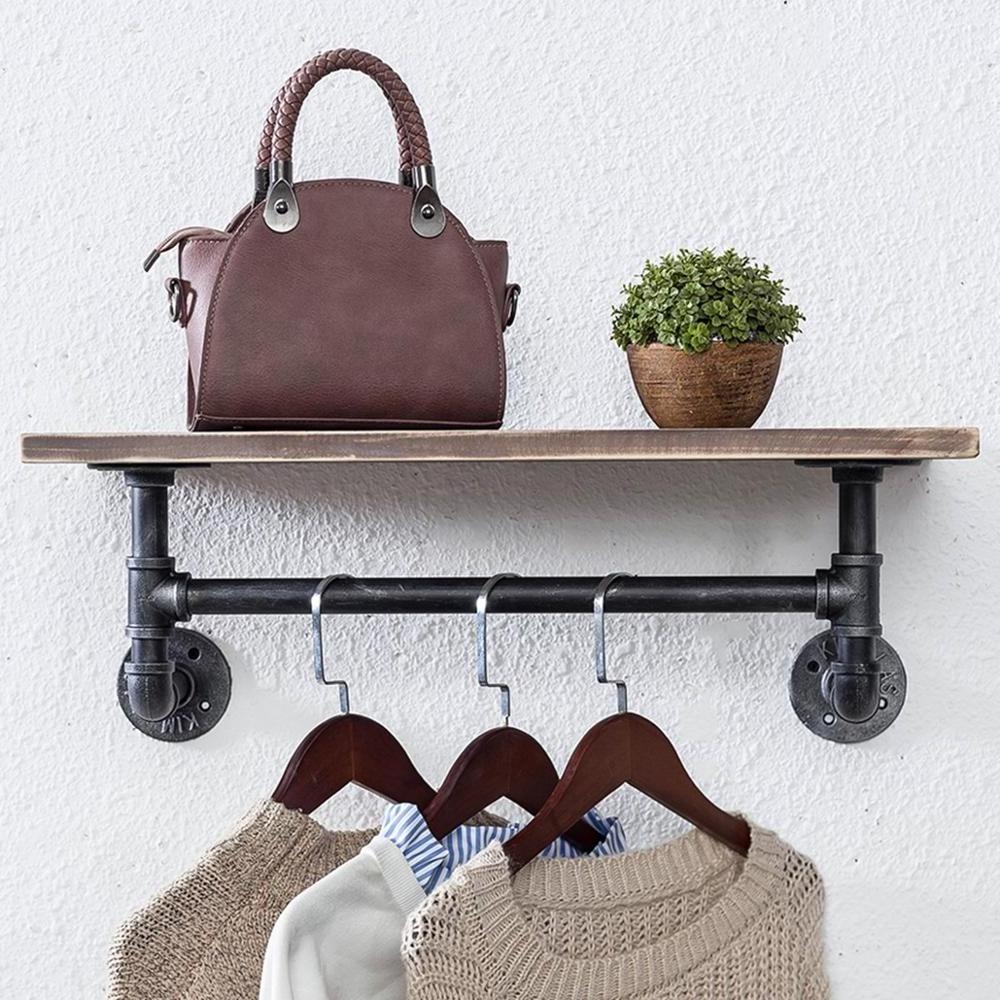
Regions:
[[159, 575, 823, 618]]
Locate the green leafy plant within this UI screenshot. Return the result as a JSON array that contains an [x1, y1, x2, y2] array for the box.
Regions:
[[611, 248, 804, 353]]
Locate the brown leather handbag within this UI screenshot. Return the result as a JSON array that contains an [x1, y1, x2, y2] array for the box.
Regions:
[[144, 49, 517, 431]]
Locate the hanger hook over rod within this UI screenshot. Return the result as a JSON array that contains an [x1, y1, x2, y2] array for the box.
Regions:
[[594, 573, 633, 713], [476, 573, 519, 726], [311, 574, 353, 714]]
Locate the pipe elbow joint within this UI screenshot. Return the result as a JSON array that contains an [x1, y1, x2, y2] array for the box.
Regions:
[[125, 663, 177, 721], [826, 668, 881, 724]]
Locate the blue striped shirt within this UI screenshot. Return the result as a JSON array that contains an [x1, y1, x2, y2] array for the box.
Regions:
[[380, 802, 627, 894]]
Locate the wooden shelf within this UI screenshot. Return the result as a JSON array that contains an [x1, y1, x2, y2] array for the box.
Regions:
[[19, 427, 979, 467]]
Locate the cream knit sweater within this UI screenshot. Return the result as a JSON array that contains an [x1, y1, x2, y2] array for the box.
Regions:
[[106, 800, 376, 1000], [403, 821, 829, 1000]]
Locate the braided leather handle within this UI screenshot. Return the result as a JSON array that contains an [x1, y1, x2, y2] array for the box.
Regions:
[[255, 58, 417, 173], [265, 49, 432, 169]]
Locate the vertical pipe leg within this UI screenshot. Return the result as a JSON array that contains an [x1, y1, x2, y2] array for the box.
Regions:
[[827, 465, 884, 723], [124, 469, 179, 721]]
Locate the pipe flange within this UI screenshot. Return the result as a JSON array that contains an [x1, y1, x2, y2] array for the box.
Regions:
[[118, 628, 231, 742], [789, 629, 906, 743]]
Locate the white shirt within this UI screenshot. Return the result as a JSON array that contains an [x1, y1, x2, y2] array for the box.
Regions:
[[260, 836, 423, 1000], [259, 808, 626, 1000]]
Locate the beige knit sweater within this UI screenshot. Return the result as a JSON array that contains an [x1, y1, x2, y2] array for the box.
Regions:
[[403, 821, 829, 1000], [106, 800, 376, 1000], [107, 801, 508, 1000]]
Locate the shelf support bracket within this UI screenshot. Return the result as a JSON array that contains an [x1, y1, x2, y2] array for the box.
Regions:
[[790, 462, 907, 742], [117, 468, 231, 741]]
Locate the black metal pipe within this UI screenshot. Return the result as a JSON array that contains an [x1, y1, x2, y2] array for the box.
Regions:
[[125, 469, 178, 721], [838, 476, 878, 554], [166, 575, 821, 618], [131, 479, 169, 555], [112, 460, 902, 741], [828, 466, 883, 722]]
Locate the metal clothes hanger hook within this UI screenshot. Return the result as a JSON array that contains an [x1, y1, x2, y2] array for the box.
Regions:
[[476, 573, 518, 726], [594, 573, 633, 713], [311, 574, 353, 714]]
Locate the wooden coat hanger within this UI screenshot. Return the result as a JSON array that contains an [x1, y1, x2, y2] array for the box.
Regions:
[[272, 575, 435, 813], [503, 574, 751, 871], [421, 576, 602, 851]]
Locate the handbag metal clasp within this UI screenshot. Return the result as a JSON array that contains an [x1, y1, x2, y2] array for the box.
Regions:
[[409, 164, 445, 239], [263, 160, 300, 234]]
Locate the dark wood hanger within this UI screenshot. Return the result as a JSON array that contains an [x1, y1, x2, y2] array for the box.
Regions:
[[421, 726, 603, 852], [503, 711, 751, 871], [272, 713, 436, 814], [422, 574, 601, 851], [273, 574, 437, 814]]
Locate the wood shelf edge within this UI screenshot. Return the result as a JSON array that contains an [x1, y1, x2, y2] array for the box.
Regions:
[[18, 427, 980, 466]]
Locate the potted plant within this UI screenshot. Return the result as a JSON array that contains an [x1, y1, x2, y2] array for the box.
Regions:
[[612, 248, 804, 428]]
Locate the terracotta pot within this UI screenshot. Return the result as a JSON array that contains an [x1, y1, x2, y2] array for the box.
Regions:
[[626, 341, 783, 428]]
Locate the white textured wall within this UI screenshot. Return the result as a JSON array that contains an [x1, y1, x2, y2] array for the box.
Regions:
[[3, 2, 997, 996]]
